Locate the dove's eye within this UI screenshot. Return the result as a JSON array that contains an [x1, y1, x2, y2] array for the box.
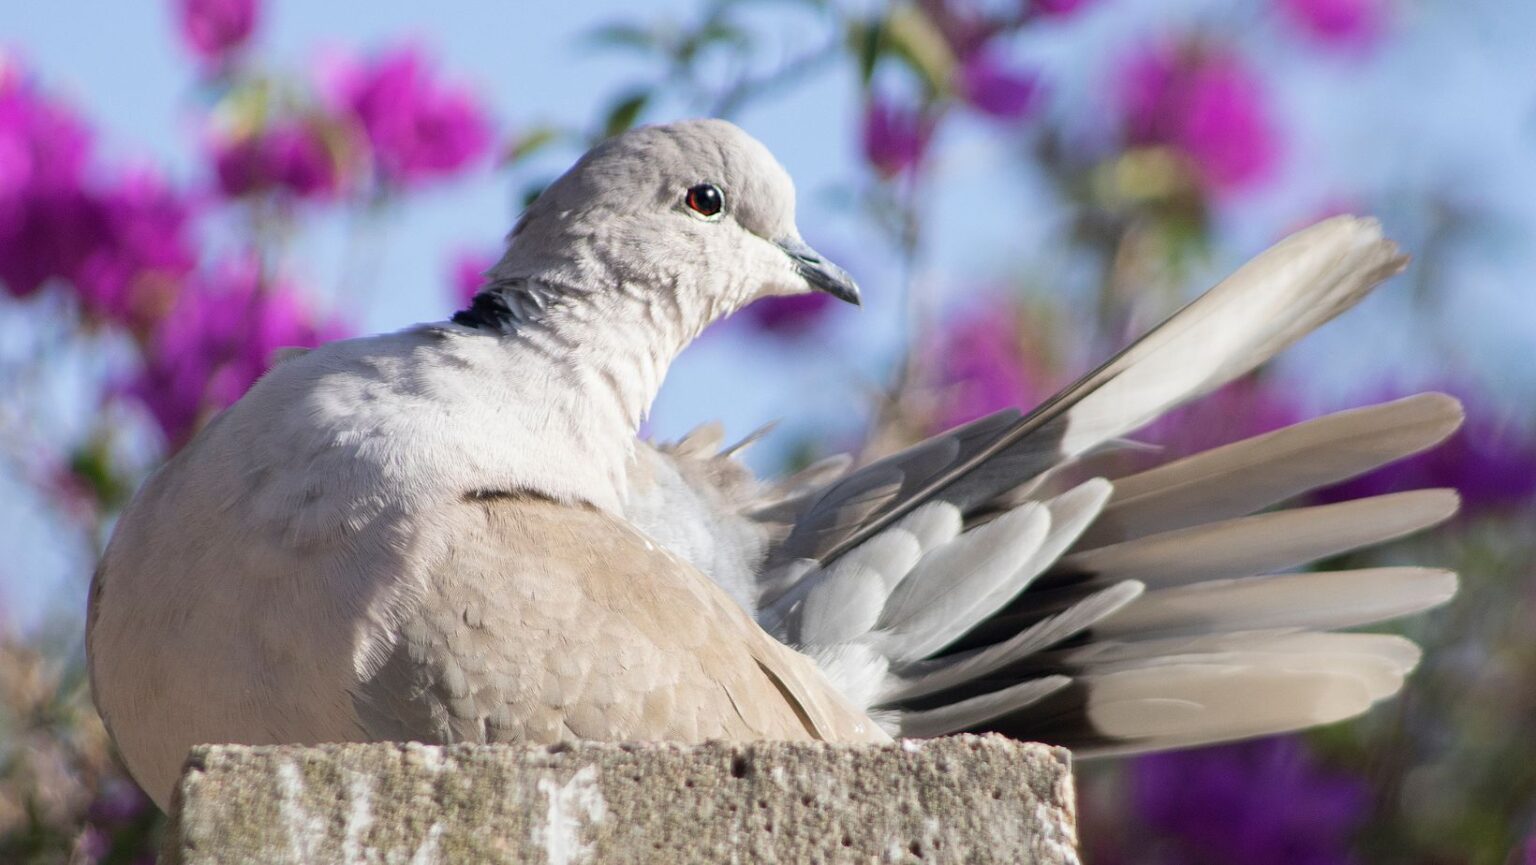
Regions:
[[685, 183, 725, 219]]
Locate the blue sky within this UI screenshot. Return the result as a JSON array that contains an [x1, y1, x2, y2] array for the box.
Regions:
[[3, 0, 1535, 628]]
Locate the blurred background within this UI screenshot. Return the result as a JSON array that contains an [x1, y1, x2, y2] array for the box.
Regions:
[[2, 0, 1534, 861]]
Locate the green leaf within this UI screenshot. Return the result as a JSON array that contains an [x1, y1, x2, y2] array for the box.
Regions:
[[583, 22, 659, 53], [602, 91, 650, 138], [68, 440, 128, 510], [883, 4, 957, 97], [521, 181, 550, 210], [503, 126, 562, 165], [849, 18, 885, 86]]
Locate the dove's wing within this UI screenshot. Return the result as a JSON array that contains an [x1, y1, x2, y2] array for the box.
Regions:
[[354, 492, 887, 747], [730, 216, 1461, 752]]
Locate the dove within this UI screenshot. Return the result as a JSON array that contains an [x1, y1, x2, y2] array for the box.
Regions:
[[87, 119, 1460, 812]]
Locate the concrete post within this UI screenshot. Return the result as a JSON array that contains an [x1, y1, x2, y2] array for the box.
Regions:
[[163, 735, 1078, 864]]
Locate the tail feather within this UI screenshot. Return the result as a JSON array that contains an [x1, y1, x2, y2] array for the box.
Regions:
[[1050, 630, 1422, 679], [1080, 393, 1464, 547], [897, 676, 1071, 738], [806, 216, 1409, 565], [877, 479, 1113, 664], [1073, 660, 1386, 752], [1056, 488, 1459, 589], [740, 216, 1456, 755], [1093, 567, 1458, 639], [875, 503, 1052, 662], [880, 580, 1145, 703]]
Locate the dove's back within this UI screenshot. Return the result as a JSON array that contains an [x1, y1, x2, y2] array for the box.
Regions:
[[354, 491, 884, 747]]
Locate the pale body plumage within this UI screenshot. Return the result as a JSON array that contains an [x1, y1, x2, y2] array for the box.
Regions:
[[89, 120, 1459, 811]]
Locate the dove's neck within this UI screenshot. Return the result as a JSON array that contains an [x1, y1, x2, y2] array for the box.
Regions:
[[457, 277, 728, 510], [517, 288, 686, 429]]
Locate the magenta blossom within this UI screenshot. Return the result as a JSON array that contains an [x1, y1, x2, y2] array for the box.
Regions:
[[0, 63, 92, 199], [1132, 737, 1368, 865], [0, 65, 97, 297], [861, 98, 935, 179], [212, 119, 338, 200], [72, 169, 198, 332], [1143, 374, 1304, 458], [918, 0, 997, 59], [0, 185, 107, 301], [176, 0, 258, 64], [927, 301, 1049, 431], [1117, 43, 1281, 194], [742, 292, 837, 339], [1277, 0, 1387, 50], [326, 46, 493, 188], [1031, 0, 1094, 17], [450, 249, 497, 305], [130, 257, 347, 448], [0, 65, 197, 327], [956, 52, 1040, 120]]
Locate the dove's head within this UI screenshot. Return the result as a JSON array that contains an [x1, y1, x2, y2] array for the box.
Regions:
[[488, 119, 859, 332]]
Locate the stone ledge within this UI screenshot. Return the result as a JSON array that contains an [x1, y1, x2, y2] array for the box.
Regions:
[[164, 735, 1077, 865]]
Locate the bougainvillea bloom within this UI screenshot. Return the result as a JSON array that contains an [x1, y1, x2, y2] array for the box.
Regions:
[[1117, 43, 1282, 194], [72, 170, 198, 333], [1132, 737, 1368, 865], [450, 249, 497, 305], [1143, 374, 1303, 458], [326, 46, 493, 188], [742, 291, 837, 339], [130, 257, 347, 448], [956, 52, 1039, 120], [0, 65, 97, 297], [0, 64, 92, 198], [1277, 0, 1387, 50], [212, 120, 338, 200], [861, 98, 935, 178], [176, 0, 258, 64], [1032, 0, 1094, 17], [927, 301, 1047, 430]]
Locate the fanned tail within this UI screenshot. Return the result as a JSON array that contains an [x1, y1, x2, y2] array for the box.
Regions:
[[756, 216, 1461, 752]]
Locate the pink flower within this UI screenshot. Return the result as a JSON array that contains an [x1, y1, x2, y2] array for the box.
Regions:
[[1143, 375, 1304, 457], [742, 292, 837, 339], [1277, 0, 1386, 50], [130, 257, 348, 448], [956, 52, 1040, 120], [0, 65, 97, 296], [1117, 43, 1281, 194], [0, 186, 106, 300], [176, 0, 259, 64], [1031, 0, 1094, 17], [212, 120, 338, 200], [928, 301, 1049, 430], [1132, 737, 1368, 865], [0, 63, 92, 198], [0, 65, 196, 328], [326, 46, 493, 188], [72, 170, 198, 332], [918, 0, 997, 59], [449, 249, 497, 304], [861, 98, 935, 178]]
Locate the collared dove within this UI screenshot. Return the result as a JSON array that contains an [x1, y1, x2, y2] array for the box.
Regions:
[[87, 119, 1461, 810]]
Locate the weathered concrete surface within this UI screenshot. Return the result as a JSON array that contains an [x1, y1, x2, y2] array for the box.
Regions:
[[163, 735, 1077, 865]]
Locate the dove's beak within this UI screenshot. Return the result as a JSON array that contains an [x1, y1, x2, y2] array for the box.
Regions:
[[776, 237, 861, 306]]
